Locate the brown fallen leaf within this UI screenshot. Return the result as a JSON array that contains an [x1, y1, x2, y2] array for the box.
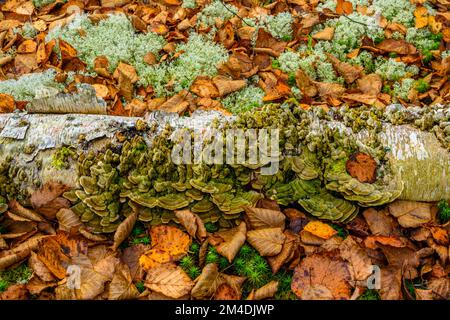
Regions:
[[0, 94, 15, 113], [388, 200, 432, 228], [121, 244, 150, 282], [341, 93, 377, 105], [312, 27, 334, 40], [295, 68, 317, 97], [376, 39, 417, 55], [303, 221, 337, 240], [145, 263, 193, 299], [247, 228, 285, 257], [212, 76, 246, 97], [0, 249, 31, 271], [17, 39, 37, 54], [267, 231, 297, 274], [56, 208, 81, 233], [245, 207, 285, 230], [112, 211, 138, 251], [9, 200, 44, 222], [214, 283, 241, 300], [326, 54, 363, 83], [380, 267, 403, 300], [346, 152, 378, 183], [149, 225, 191, 259], [362, 208, 401, 236], [0, 284, 28, 300], [247, 281, 279, 300], [315, 81, 345, 98], [428, 277, 450, 299], [414, 6, 429, 29], [113, 62, 139, 101], [191, 263, 221, 299], [357, 74, 382, 96], [364, 235, 408, 249], [190, 77, 219, 98], [108, 263, 140, 300], [175, 209, 207, 241], [339, 236, 373, 282], [29, 252, 55, 282], [209, 222, 246, 262], [292, 253, 352, 300]]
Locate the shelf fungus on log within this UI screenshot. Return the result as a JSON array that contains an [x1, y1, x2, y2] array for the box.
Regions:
[[0, 104, 448, 233]]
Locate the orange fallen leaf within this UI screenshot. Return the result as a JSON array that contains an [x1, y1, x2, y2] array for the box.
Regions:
[[346, 152, 378, 183], [303, 221, 337, 240]]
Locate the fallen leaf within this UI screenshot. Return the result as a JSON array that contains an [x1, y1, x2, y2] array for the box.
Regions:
[[388, 200, 432, 228], [0, 94, 15, 113], [362, 208, 401, 236], [149, 225, 191, 259], [209, 222, 246, 262], [108, 263, 140, 300], [9, 200, 44, 222], [30, 181, 70, 219], [376, 39, 417, 55], [414, 6, 429, 29], [245, 207, 285, 230], [214, 283, 241, 300], [292, 253, 352, 300], [303, 221, 337, 240], [380, 267, 402, 300], [247, 281, 279, 300], [56, 208, 81, 233], [212, 76, 246, 97], [326, 54, 363, 84], [112, 211, 138, 251], [339, 236, 373, 282], [29, 252, 55, 282], [315, 81, 345, 98], [267, 231, 297, 274], [247, 228, 285, 257], [295, 68, 317, 97], [312, 27, 334, 41], [357, 74, 382, 95], [0, 284, 28, 300], [175, 209, 207, 241], [346, 152, 378, 183], [145, 263, 193, 299], [191, 263, 221, 299]]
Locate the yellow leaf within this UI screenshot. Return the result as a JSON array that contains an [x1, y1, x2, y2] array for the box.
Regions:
[[303, 221, 337, 240], [414, 6, 429, 29]]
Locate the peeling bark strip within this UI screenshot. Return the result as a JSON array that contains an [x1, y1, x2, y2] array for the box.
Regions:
[[0, 105, 448, 232]]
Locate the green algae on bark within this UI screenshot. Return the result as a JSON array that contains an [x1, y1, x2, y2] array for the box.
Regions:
[[0, 104, 448, 233]]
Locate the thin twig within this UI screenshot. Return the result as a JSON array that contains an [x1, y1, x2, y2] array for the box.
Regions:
[[218, 0, 252, 26]]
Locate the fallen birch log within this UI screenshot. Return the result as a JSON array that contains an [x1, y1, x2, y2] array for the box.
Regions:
[[0, 104, 448, 232]]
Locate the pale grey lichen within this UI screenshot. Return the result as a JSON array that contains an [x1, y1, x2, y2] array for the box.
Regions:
[[371, 0, 415, 27], [46, 13, 166, 75], [0, 69, 64, 101], [277, 51, 301, 73], [265, 12, 294, 40], [182, 0, 197, 9], [375, 58, 418, 81], [221, 85, 264, 114], [393, 78, 415, 101], [141, 33, 229, 96], [197, 0, 237, 27]]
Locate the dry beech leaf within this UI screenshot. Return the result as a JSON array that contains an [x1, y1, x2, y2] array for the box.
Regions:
[[145, 263, 193, 299], [140, 225, 191, 270], [346, 152, 378, 183], [357, 73, 382, 96], [121, 244, 150, 282], [245, 207, 286, 230], [29, 252, 55, 282], [339, 236, 373, 282], [292, 253, 352, 300], [214, 283, 241, 300], [362, 208, 401, 236], [212, 76, 246, 97], [175, 209, 207, 241], [17, 40, 37, 54], [112, 211, 138, 251], [0, 94, 15, 113], [295, 68, 317, 97], [247, 281, 279, 300], [326, 53, 363, 84], [312, 27, 334, 40], [315, 81, 345, 98], [428, 277, 450, 299], [56, 208, 81, 233], [414, 6, 429, 29], [303, 221, 337, 240], [0, 284, 28, 300], [30, 182, 70, 219], [149, 225, 191, 258], [108, 263, 140, 300], [9, 200, 44, 222], [267, 231, 297, 274], [364, 235, 408, 249], [190, 77, 219, 98], [209, 222, 246, 262], [336, 0, 353, 14], [388, 200, 432, 228], [380, 267, 403, 300], [0, 249, 31, 271], [76, 267, 109, 300], [376, 39, 417, 55], [247, 228, 285, 257], [191, 263, 220, 299]]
